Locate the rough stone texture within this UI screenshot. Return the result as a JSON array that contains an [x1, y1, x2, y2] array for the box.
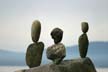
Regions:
[[46, 43, 66, 64], [26, 42, 44, 68], [31, 20, 41, 43], [15, 57, 97, 72], [78, 33, 89, 58], [81, 22, 89, 33], [51, 28, 63, 44]]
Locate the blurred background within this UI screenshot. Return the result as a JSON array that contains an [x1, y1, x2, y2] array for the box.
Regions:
[[0, 0, 108, 71]]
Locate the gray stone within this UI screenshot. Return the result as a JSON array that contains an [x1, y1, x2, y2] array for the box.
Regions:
[[26, 42, 44, 68], [46, 43, 66, 64], [31, 20, 41, 43], [15, 70, 26, 72], [81, 22, 89, 33], [78, 33, 89, 58], [51, 28, 63, 44], [16, 57, 97, 72]]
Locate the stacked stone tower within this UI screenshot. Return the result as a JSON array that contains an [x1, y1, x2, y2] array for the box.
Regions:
[[78, 22, 89, 58], [26, 20, 44, 68], [46, 28, 66, 64]]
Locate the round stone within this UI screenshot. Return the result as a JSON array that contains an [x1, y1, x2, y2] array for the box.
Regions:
[[31, 20, 41, 43], [81, 22, 89, 33], [51, 28, 63, 44]]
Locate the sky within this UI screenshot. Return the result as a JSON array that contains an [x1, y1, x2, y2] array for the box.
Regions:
[[0, 0, 108, 52]]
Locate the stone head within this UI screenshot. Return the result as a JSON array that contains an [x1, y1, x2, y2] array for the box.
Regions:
[[51, 28, 63, 44], [31, 20, 41, 43], [81, 22, 89, 33]]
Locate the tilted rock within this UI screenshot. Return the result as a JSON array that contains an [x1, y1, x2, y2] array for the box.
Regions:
[[26, 42, 44, 68], [15, 57, 97, 72]]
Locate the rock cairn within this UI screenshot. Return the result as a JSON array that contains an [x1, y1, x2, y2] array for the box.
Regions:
[[78, 22, 89, 58], [26, 20, 44, 68], [46, 28, 66, 64], [15, 21, 97, 72]]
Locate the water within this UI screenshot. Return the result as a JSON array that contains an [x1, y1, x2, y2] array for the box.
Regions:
[[0, 66, 28, 72], [0, 42, 108, 72], [0, 47, 108, 72]]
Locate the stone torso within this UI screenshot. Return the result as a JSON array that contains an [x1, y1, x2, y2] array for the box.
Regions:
[[26, 42, 44, 68], [46, 43, 66, 60]]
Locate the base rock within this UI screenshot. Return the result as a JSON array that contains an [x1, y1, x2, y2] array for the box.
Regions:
[[15, 57, 97, 72]]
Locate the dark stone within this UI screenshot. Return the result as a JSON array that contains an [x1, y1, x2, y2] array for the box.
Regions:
[[78, 33, 89, 58], [81, 22, 89, 33], [26, 42, 44, 68], [16, 57, 97, 72], [31, 20, 41, 43], [51, 28, 63, 44], [46, 43, 66, 64]]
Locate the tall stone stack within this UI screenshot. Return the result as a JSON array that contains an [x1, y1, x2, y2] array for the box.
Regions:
[[26, 20, 44, 68], [78, 22, 89, 58], [46, 28, 66, 64]]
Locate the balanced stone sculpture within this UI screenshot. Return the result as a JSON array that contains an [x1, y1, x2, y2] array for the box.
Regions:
[[46, 28, 66, 64], [26, 20, 44, 68], [78, 22, 89, 58]]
